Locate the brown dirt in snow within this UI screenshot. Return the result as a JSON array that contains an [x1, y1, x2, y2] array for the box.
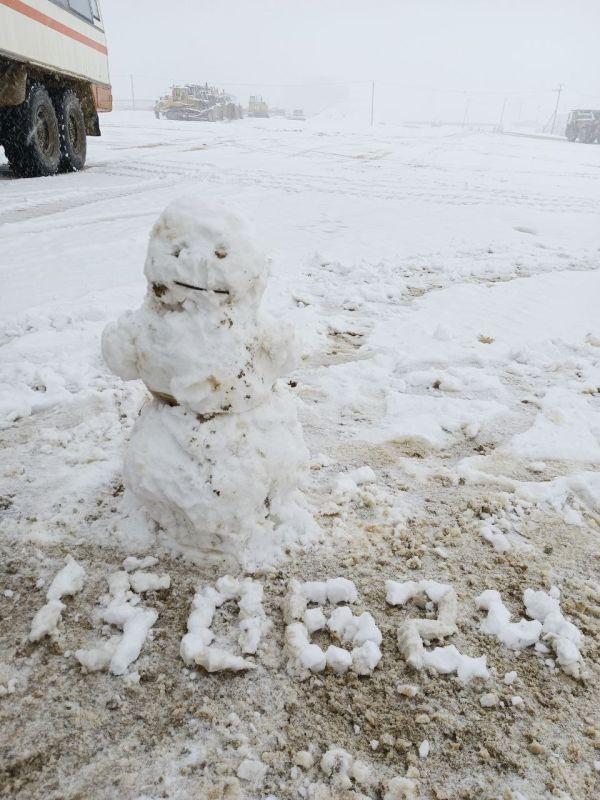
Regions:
[[1, 456, 599, 800]]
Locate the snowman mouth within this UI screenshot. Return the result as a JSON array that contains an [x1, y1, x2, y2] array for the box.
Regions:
[[173, 280, 230, 295]]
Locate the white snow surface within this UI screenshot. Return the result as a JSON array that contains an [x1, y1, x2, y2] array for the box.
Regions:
[[2, 111, 600, 799], [2, 113, 599, 548]]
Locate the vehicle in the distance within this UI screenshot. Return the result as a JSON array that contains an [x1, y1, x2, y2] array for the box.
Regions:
[[248, 95, 269, 118], [0, 0, 111, 177], [565, 109, 600, 143], [156, 84, 242, 122]]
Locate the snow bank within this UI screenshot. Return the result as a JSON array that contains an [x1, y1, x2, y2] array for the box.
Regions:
[[508, 388, 600, 464], [363, 390, 508, 452]]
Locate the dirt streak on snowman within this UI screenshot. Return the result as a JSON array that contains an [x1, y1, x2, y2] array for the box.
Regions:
[[102, 198, 315, 568]]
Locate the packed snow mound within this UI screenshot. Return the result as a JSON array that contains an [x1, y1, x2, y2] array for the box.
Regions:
[[102, 197, 314, 566], [102, 198, 296, 416], [123, 389, 310, 564], [144, 196, 268, 304]]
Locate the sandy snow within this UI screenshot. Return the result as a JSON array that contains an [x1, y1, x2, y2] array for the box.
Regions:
[[1, 112, 600, 800]]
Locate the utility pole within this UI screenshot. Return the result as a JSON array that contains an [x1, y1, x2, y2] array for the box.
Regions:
[[130, 73, 136, 110], [462, 98, 470, 128], [550, 83, 563, 134], [498, 97, 507, 131], [370, 80, 375, 127]]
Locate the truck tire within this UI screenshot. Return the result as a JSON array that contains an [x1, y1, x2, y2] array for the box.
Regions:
[[9, 84, 61, 177], [55, 90, 86, 171], [1, 115, 22, 169], [582, 130, 594, 144], [1, 109, 23, 172]]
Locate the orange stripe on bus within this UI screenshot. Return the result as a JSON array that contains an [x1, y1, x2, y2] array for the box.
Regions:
[[0, 0, 108, 55]]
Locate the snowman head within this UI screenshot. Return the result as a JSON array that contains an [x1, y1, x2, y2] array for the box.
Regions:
[[144, 197, 267, 310]]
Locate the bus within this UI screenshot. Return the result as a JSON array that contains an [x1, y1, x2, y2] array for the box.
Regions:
[[0, 0, 111, 177]]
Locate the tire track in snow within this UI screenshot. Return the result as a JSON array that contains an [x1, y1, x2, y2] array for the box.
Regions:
[[0, 176, 182, 226]]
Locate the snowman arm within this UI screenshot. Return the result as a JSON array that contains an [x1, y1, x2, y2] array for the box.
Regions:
[[262, 321, 298, 374], [101, 312, 140, 381]]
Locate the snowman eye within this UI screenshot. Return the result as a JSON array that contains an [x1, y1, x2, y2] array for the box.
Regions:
[[152, 282, 168, 297], [214, 248, 227, 259]]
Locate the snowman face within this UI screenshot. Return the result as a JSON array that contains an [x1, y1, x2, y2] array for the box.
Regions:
[[144, 198, 267, 310]]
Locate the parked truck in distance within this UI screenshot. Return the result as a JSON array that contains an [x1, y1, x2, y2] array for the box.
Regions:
[[565, 109, 600, 143], [0, 0, 111, 178]]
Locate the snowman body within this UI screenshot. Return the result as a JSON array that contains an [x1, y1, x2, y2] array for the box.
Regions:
[[102, 198, 310, 565]]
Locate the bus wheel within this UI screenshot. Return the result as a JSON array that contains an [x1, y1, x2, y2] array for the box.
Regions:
[[12, 84, 61, 177], [56, 90, 87, 172]]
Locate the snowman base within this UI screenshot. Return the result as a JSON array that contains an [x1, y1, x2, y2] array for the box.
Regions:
[[124, 387, 313, 568]]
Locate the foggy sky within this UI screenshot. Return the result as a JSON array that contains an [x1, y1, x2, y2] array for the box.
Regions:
[[101, 0, 600, 123]]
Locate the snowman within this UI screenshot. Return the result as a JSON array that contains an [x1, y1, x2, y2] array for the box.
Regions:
[[102, 198, 312, 567]]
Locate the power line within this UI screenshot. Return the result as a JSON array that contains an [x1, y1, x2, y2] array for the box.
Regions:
[[110, 73, 564, 97]]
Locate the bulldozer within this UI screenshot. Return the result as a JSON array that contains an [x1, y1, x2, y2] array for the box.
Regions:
[[565, 109, 600, 143], [248, 96, 269, 118], [156, 84, 242, 122]]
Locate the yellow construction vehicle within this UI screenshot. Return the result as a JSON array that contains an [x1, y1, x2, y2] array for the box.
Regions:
[[248, 95, 269, 118]]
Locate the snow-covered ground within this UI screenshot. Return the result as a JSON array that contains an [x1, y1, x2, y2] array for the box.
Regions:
[[1, 112, 600, 800]]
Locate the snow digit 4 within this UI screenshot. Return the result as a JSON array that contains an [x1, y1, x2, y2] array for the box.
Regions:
[[101, 197, 313, 568], [385, 579, 489, 685], [180, 575, 269, 673], [284, 578, 383, 677], [476, 589, 543, 650], [523, 587, 584, 678]]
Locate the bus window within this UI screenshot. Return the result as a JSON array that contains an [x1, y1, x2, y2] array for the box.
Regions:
[[68, 0, 93, 21], [90, 0, 101, 20]]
